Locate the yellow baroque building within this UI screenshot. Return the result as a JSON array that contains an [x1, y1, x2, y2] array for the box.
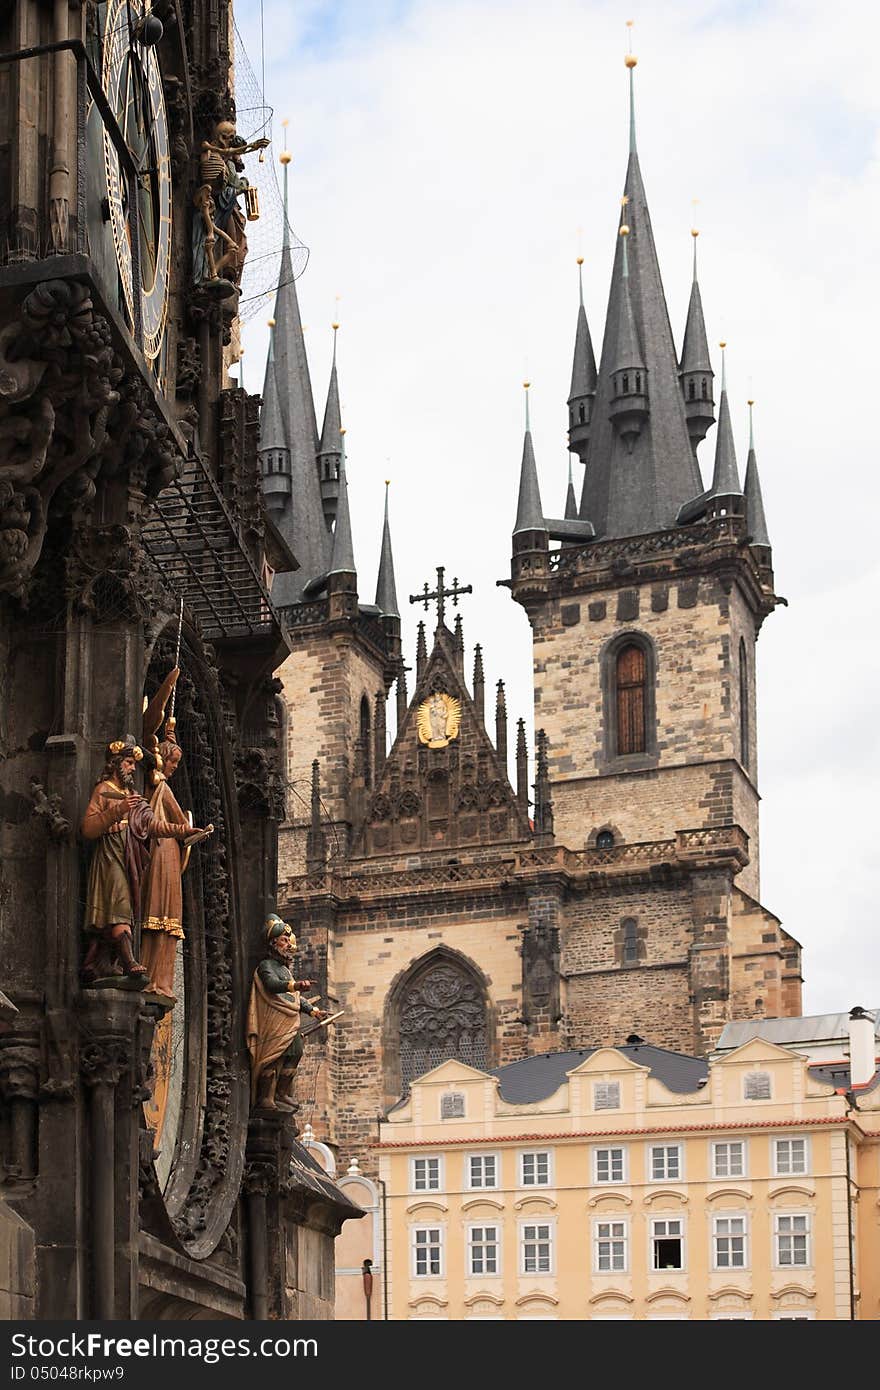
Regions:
[[376, 1033, 880, 1320]]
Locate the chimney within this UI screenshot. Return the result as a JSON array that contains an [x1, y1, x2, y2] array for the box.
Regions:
[[848, 1006, 876, 1088]]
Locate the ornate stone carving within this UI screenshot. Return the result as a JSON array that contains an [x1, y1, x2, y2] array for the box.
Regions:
[[0, 279, 183, 598], [79, 1037, 130, 1088], [398, 960, 488, 1092], [0, 1039, 40, 1103], [521, 925, 560, 1025], [29, 778, 70, 842]]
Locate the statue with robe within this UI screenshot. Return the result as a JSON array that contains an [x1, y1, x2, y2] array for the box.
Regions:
[[246, 915, 327, 1112]]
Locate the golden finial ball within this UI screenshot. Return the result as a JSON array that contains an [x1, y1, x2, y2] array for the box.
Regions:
[[619, 224, 630, 236], [719, 340, 727, 349], [279, 150, 292, 165], [332, 321, 340, 331], [747, 398, 754, 407], [340, 426, 346, 435], [576, 256, 584, 266], [523, 380, 530, 390], [385, 478, 391, 486], [625, 53, 638, 68], [691, 228, 699, 239], [267, 317, 276, 328]]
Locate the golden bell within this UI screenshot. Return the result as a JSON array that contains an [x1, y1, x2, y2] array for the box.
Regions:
[[244, 185, 260, 222]]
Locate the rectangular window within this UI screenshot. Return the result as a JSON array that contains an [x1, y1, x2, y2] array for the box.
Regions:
[[412, 1226, 443, 1277], [712, 1141, 746, 1178], [520, 1151, 551, 1186], [774, 1138, 809, 1176], [651, 1218, 684, 1271], [468, 1225, 499, 1276], [650, 1144, 682, 1181], [520, 1222, 553, 1275], [713, 1215, 748, 1270], [411, 1156, 441, 1192], [775, 1214, 810, 1267], [593, 1081, 621, 1111], [467, 1154, 498, 1190], [594, 1146, 626, 1183], [594, 1220, 628, 1273]]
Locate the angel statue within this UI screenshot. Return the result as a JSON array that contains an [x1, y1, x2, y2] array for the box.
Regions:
[[139, 668, 213, 1002]]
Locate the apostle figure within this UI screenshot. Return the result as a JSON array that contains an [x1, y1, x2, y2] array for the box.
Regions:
[[246, 915, 327, 1111], [81, 735, 185, 984]]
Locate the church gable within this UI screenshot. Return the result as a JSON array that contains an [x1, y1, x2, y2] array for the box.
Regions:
[[357, 627, 530, 856]]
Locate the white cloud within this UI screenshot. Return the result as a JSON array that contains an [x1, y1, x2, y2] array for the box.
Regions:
[[235, 0, 880, 1015]]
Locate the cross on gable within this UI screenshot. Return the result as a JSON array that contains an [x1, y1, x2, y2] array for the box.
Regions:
[[408, 565, 472, 629]]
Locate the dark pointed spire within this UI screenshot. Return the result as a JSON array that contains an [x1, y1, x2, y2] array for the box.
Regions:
[[513, 383, 546, 536], [317, 322, 343, 528], [567, 259, 598, 461], [306, 759, 327, 871], [533, 728, 554, 841], [516, 717, 528, 810], [396, 663, 408, 728], [328, 431, 357, 576], [374, 689, 387, 781], [260, 145, 329, 601], [472, 644, 485, 723], [259, 319, 290, 522], [495, 680, 508, 767], [679, 226, 715, 452], [579, 52, 702, 538], [416, 622, 427, 682], [744, 400, 770, 549], [564, 457, 578, 519], [453, 613, 465, 674], [375, 481, 399, 617], [708, 345, 742, 500]]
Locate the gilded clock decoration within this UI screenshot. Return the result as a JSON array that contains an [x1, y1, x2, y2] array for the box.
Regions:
[[417, 692, 462, 749]]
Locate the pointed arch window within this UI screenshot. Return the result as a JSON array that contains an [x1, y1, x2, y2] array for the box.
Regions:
[[578, 403, 586, 423], [360, 695, 373, 789], [739, 638, 749, 771], [616, 643, 647, 755], [701, 377, 708, 400], [394, 956, 490, 1095]]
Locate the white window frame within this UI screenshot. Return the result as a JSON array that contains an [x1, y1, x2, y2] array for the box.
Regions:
[[593, 1080, 621, 1111], [712, 1213, 749, 1271], [411, 1224, 445, 1278], [519, 1218, 555, 1276], [648, 1143, 683, 1182], [410, 1155, 443, 1193], [774, 1212, 812, 1269], [711, 1139, 748, 1179], [466, 1222, 501, 1278], [772, 1312, 816, 1320], [650, 1216, 686, 1272], [518, 1149, 553, 1188], [593, 1217, 629, 1274], [772, 1136, 810, 1178], [465, 1152, 500, 1191], [593, 1144, 628, 1184]]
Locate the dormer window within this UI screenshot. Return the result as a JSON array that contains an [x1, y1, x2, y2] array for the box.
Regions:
[[688, 379, 695, 401], [596, 830, 614, 850], [622, 373, 629, 393]]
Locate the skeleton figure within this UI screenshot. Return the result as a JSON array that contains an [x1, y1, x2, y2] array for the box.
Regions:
[[192, 120, 269, 289]]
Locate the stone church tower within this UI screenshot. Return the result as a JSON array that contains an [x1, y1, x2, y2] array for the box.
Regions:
[[266, 61, 802, 1171]]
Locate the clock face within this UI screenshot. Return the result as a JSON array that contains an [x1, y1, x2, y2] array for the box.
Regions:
[[102, 0, 172, 362]]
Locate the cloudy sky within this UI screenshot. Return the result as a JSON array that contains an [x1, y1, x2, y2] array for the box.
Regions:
[[235, 0, 879, 1017]]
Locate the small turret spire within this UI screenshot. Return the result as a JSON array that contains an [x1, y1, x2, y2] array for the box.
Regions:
[[608, 213, 648, 451], [375, 480, 400, 617], [513, 382, 546, 536], [306, 759, 327, 871], [472, 644, 485, 723], [495, 680, 508, 767], [743, 399, 771, 550], [533, 729, 554, 841], [564, 456, 578, 520], [708, 343, 742, 500], [416, 622, 427, 682], [396, 663, 408, 728], [328, 430, 357, 576], [679, 219, 715, 452], [318, 322, 343, 527], [515, 717, 528, 810], [453, 612, 465, 673], [568, 258, 598, 461]]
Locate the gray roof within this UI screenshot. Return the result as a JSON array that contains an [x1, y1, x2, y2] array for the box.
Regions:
[[568, 269, 597, 404], [375, 482, 399, 616], [261, 166, 330, 605], [288, 1140, 365, 1216], [679, 249, 713, 374], [258, 330, 287, 454], [612, 233, 645, 373], [744, 408, 770, 548], [579, 150, 702, 539], [491, 1043, 707, 1103], [513, 429, 545, 535], [564, 462, 578, 521], [318, 330, 342, 459], [717, 1009, 880, 1051], [807, 1062, 880, 1095], [328, 438, 356, 576], [708, 383, 742, 497]]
